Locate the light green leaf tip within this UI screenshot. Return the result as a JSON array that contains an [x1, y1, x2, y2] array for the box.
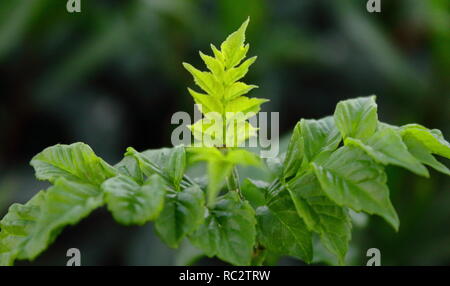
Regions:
[[334, 96, 378, 140], [183, 18, 268, 148]]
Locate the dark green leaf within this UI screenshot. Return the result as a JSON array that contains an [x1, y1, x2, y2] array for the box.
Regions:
[[403, 134, 450, 176], [301, 116, 341, 161], [256, 206, 311, 263], [114, 155, 144, 183], [345, 127, 428, 177], [155, 186, 205, 248], [30, 142, 116, 186], [190, 192, 256, 265], [103, 174, 166, 225], [282, 123, 304, 180], [126, 146, 188, 190], [257, 186, 313, 263], [288, 172, 351, 265], [241, 178, 268, 208], [312, 146, 399, 230]]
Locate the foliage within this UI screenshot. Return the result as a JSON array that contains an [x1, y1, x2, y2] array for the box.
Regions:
[[1, 19, 449, 266]]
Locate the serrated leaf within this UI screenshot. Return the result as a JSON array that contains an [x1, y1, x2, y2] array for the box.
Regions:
[[0, 192, 46, 266], [287, 172, 351, 265], [30, 142, 116, 186], [126, 146, 188, 190], [226, 96, 268, 116], [188, 117, 223, 146], [190, 192, 256, 265], [225, 120, 258, 147], [225, 149, 261, 166], [282, 123, 304, 180], [206, 159, 233, 206], [188, 88, 223, 114], [345, 127, 429, 177], [334, 96, 378, 140], [27, 179, 103, 259], [199, 51, 224, 76], [225, 82, 257, 101], [210, 44, 225, 65], [183, 63, 221, 96], [403, 134, 450, 175], [241, 179, 268, 208], [189, 115, 259, 148], [184, 19, 267, 148], [187, 147, 260, 205], [114, 155, 144, 183], [301, 116, 341, 162], [186, 147, 223, 163], [220, 18, 249, 69], [401, 124, 450, 158], [187, 147, 260, 167], [256, 187, 313, 263], [102, 174, 166, 225], [224, 56, 257, 85], [312, 146, 399, 230], [154, 186, 205, 248]]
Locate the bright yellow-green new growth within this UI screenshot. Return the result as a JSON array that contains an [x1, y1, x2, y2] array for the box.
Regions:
[[183, 18, 268, 148]]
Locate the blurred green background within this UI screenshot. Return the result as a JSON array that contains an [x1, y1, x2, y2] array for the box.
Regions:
[[0, 0, 449, 266]]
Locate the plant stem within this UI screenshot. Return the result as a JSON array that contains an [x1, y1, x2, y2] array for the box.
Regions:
[[251, 244, 266, 266], [219, 147, 243, 199], [226, 166, 243, 199]]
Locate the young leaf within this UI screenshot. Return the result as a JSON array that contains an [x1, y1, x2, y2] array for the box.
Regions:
[[256, 187, 313, 263], [282, 123, 304, 180], [403, 134, 450, 176], [224, 56, 256, 85], [401, 124, 450, 158], [220, 18, 250, 69], [102, 174, 166, 225], [225, 82, 258, 101], [189, 192, 256, 266], [30, 142, 116, 186], [300, 116, 341, 162], [154, 186, 205, 248], [182, 63, 219, 96], [206, 159, 233, 205], [114, 155, 144, 183], [312, 146, 399, 230], [334, 96, 378, 140], [126, 146, 189, 190], [225, 149, 261, 166], [187, 147, 260, 205], [188, 88, 223, 114], [226, 96, 268, 117], [225, 121, 258, 147], [345, 127, 429, 177], [241, 179, 268, 208], [287, 172, 351, 265], [199, 51, 224, 76], [187, 146, 224, 163], [184, 18, 267, 148]]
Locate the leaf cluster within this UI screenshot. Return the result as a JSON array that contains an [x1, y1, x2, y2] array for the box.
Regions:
[[1, 20, 449, 266]]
